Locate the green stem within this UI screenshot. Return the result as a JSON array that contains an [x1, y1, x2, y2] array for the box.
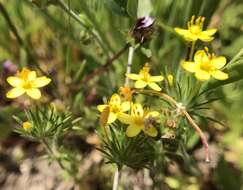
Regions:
[[55, 0, 109, 56], [189, 41, 196, 61], [41, 138, 80, 184]]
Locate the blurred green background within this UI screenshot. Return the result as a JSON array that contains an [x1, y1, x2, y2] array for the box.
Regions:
[[0, 0, 243, 189]]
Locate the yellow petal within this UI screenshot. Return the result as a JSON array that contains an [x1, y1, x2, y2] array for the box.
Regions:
[[107, 112, 117, 124], [97, 104, 108, 112], [194, 50, 207, 63], [211, 56, 227, 69], [149, 75, 164, 82], [143, 125, 158, 137], [26, 88, 41, 99], [126, 124, 142, 137], [32, 77, 51, 88], [174, 28, 191, 37], [7, 77, 23, 87], [198, 33, 214, 42], [182, 61, 198, 73], [27, 71, 37, 81], [126, 73, 140, 80], [117, 113, 134, 124], [147, 111, 160, 118], [135, 80, 147, 89], [6, 88, 25, 98], [131, 103, 144, 117], [175, 28, 198, 41], [211, 70, 229, 80], [109, 94, 121, 106], [201, 28, 217, 36], [121, 101, 130, 112], [148, 82, 161, 91], [195, 70, 211, 81]]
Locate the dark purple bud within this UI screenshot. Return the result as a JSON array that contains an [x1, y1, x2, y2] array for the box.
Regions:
[[132, 16, 155, 44], [135, 16, 155, 30]]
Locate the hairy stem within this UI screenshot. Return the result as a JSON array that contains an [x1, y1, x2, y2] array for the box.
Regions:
[[124, 47, 134, 86]]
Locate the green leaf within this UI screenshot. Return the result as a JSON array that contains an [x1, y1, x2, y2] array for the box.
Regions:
[[127, 0, 138, 19], [202, 48, 243, 92]]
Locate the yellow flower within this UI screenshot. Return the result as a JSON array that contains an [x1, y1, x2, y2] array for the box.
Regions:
[[182, 48, 229, 81], [6, 68, 51, 99], [119, 103, 159, 137], [97, 94, 130, 124], [174, 16, 217, 42], [22, 121, 32, 131], [126, 64, 164, 91]]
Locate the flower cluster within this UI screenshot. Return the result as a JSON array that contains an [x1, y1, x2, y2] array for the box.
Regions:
[[97, 64, 164, 138], [175, 16, 228, 81]]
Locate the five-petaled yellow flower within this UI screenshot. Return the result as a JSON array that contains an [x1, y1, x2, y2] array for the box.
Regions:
[[182, 48, 229, 81], [119, 103, 159, 137], [174, 16, 217, 42], [127, 64, 164, 91], [6, 68, 51, 99], [97, 94, 130, 124]]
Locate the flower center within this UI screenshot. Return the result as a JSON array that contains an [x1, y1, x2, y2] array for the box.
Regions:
[[23, 81, 32, 89], [200, 62, 214, 72], [139, 65, 151, 82], [110, 104, 121, 113], [189, 25, 201, 34]]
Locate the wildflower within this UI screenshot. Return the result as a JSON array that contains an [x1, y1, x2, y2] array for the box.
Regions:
[[119, 86, 133, 101], [6, 68, 51, 99], [97, 94, 130, 124], [127, 64, 164, 91], [119, 103, 159, 137], [167, 74, 174, 86], [174, 16, 217, 42], [182, 48, 229, 81], [22, 121, 32, 131]]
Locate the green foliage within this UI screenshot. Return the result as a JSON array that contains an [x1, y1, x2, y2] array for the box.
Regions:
[[98, 124, 156, 170]]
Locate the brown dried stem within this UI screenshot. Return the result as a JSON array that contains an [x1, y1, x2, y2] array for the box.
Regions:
[[82, 44, 129, 84], [133, 88, 210, 162]]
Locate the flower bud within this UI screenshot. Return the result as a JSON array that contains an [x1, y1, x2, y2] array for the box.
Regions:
[[131, 16, 155, 44]]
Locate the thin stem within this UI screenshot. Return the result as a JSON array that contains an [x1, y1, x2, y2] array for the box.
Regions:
[[55, 0, 109, 56], [182, 111, 209, 162], [124, 47, 134, 86], [112, 168, 121, 190], [82, 44, 129, 84], [133, 88, 210, 162], [189, 41, 196, 61]]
